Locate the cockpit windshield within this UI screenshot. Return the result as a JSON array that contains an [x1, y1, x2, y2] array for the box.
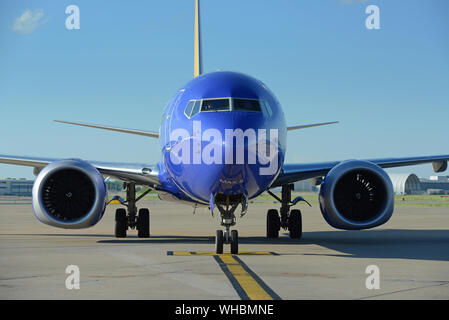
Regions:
[[201, 99, 230, 112], [184, 97, 270, 118], [233, 98, 262, 112]]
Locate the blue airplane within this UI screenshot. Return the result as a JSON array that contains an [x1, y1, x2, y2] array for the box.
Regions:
[[1, 0, 448, 254]]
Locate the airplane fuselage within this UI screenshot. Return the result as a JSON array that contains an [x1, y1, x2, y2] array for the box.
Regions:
[[157, 71, 287, 205]]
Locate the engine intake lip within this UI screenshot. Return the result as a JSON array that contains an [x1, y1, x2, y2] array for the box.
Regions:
[[319, 160, 394, 230], [32, 159, 107, 228]]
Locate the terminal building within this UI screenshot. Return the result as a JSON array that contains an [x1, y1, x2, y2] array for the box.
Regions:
[[0, 178, 137, 197], [293, 179, 318, 192], [0, 179, 34, 197], [419, 176, 449, 195]]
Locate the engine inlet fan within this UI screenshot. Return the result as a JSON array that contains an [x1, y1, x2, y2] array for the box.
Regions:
[[42, 169, 95, 222], [333, 170, 386, 222]]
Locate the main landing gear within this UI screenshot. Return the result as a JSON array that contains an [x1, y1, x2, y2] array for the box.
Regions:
[[266, 184, 311, 239], [213, 194, 247, 254], [114, 182, 153, 238]]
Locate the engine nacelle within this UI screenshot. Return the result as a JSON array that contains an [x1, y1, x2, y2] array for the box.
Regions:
[[32, 159, 107, 229], [319, 160, 394, 230]]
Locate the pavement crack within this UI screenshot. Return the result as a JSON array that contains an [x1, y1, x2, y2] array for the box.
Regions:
[[358, 281, 449, 300]]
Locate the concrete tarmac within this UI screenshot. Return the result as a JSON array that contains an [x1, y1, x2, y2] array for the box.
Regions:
[[0, 198, 448, 300]]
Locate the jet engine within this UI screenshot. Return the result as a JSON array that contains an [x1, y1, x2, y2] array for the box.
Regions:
[[32, 159, 108, 229], [319, 160, 394, 230]]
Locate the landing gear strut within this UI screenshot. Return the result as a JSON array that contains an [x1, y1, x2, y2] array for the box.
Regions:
[[266, 184, 310, 239], [114, 182, 152, 238]]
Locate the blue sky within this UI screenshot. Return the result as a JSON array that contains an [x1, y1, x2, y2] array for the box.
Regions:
[[0, 0, 448, 179]]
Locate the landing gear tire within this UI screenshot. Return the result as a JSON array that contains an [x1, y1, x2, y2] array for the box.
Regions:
[[289, 209, 302, 239], [215, 230, 224, 254], [266, 209, 280, 239], [230, 230, 239, 254], [115, 208, 127, 238], [137, 208, 150, 238]]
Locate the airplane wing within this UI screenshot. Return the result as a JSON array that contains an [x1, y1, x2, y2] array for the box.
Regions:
[[272, 154, 449, 188], [287, 121, 339, 131], [54, 120, 159, 138], [0, 154, 160, 187]]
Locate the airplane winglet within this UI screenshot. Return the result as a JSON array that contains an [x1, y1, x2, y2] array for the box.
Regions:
[[54, 120, 159, 138]]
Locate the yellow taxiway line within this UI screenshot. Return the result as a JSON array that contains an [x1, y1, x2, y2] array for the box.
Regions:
[[167, 251, 277, 256], [167, 251, 281, 300]]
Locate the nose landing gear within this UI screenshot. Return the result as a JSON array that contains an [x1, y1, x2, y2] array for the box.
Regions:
[[213, 194, 247, 254], [215, 228, 238, 254]]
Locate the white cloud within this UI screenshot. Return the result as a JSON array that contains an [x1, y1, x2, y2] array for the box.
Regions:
[[11, 9, 45, 35]]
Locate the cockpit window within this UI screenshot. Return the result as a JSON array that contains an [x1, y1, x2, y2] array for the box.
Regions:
[[201, 99, 230, 112], [184, 100, 195, 118], [184, 100, 201, 118], [233, 98, 262, 112], [262, 100, 273, 117], [190, 100, 201, 117], [184, 98, 266, 118]]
